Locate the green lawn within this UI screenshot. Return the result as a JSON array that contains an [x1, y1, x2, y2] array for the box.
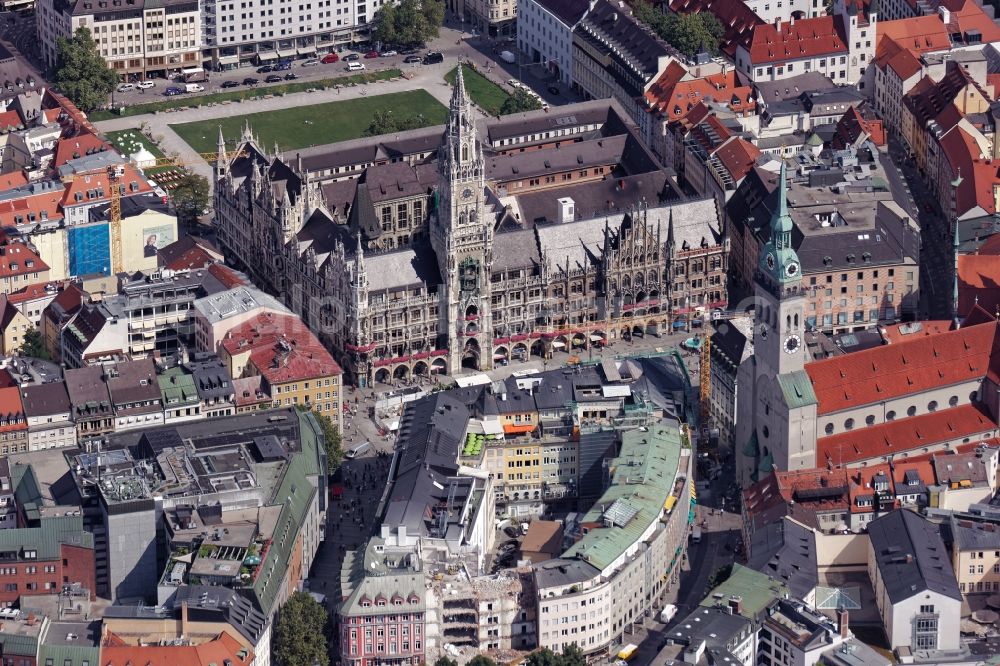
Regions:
[[445, 65, 510, 116], [90, 69, 403, 121], [170, 89, 448, 154]]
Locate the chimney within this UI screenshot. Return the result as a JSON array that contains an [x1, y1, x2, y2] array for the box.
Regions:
[[905, 553, 913, 564], [837, 608, 849, 639], [557, 197, 575, 223], [775, 17, 781, 32], [728, 595, 743, 615], [790, 15, 795, 26]]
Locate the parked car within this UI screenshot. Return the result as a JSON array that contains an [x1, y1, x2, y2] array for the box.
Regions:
[[116, 83, 136, 93], [503, 526, 519, 538], [257, 65, 273, 73], [347, 62, 366, 71], [164, 86, 184, 96], [283, 73, 298, 80], [275, 60, 293, 70], [364, 50, 380, 58], [343, 53, 360, 62], [507, 78, 522, 89], [322, 53, 340, 64], [136, 80, 155, 89], [301, 58, 320, 67], [265, 74, 283, 83], [380, 49, 397, 57], [242, 77, 259, 86], [403, 54, 422, 64], [220, 80, 240, 88], [422, 51, 444, 65]]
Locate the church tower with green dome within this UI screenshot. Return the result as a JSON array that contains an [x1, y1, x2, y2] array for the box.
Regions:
[[734, 162, 819, 487]]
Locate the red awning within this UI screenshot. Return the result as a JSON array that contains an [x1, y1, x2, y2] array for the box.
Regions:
[[503, 423, 536, 435]]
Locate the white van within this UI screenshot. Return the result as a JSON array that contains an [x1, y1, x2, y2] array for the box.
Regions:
[[345, 441, 371, 459], [185, 83, 205, 93], [347, 62, 366, 71], [116, 83, 136, 93]]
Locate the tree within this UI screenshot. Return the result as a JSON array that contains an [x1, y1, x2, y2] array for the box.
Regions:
[[54, 28, 119, 112], [631, 1, 725, 57], [372, 0, 444, 47], [18, 329, 49, 360], [365, 109, 399, 136], [467, 658, 497, 666], [434, 659, 458, 666], [312, 409, 344, 474], [500, 88, 543, 115], [273, 591, 329, 666], [170, 173, 210, 228], [525, 646, 586, 666]]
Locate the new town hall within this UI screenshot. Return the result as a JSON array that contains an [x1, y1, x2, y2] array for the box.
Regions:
[[213, 69, 728, 386]]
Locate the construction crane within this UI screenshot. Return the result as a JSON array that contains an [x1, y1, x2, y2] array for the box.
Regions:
[[62, 151, 244, 275]]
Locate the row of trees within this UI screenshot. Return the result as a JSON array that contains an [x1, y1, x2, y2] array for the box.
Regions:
[[632, 1, 725, 57], [372, 0, 445, 48]]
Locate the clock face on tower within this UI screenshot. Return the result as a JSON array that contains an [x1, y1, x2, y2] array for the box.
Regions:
[[783, 334, 801, 354], [759, 324, 768, 341], [786, 261, 799, 278], [765, 252, 776, 271], [461, 187, 474, 200]]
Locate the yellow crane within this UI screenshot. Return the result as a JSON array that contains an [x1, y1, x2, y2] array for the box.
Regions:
[[63, 151, 243, 275]]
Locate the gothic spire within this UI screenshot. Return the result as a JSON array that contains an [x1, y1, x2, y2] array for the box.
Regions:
[[667, 208, 675, 249], [452, 63, 468, 110], [356, 230, 366, 282], [217, 126, 227, 163]]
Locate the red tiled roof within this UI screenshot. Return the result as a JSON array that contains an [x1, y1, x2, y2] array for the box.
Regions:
[[939, 0, 1000, 42], [222, 312, 341, 385], [817, 403, 997, 467], [61, 163, 151, 208], [646, 68, 755, 121], [53, 132, 112, 168], [938, 128, 997, 219], [958, 254, 1000, 317], [207, 263, 247, 289], [847, 464, 896, 514], [0, 189, 64, 228], [233, 375, 270, 407], [743, 467, 850, 520], [875, 15, 951, 68], [0, 110, 23, 132], [102, 630, 252, 666], [880, 319, 953, 343], [7, 281, 58, 305], [832, 105, 886, 150], [0, 172, 27, 191], [0, 385, 26, 433], [805, 318, 999, 415], [0, 241, 48, 278], [157, 235, 223, 271], [742, 16, 847, 65], [891, 459, 937, 489], [714, 137, 760, 182]]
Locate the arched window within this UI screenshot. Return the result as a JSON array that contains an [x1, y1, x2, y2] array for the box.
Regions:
[[928, 400, 938, 412], [865, 415, 875, 426], [886, 410, 896, 421], [907, 406, 917, 417], [825, 423, 834, 435], [844, 418, 855, 431], [949, 396, 959, 408], [459, 212, 467, 225]]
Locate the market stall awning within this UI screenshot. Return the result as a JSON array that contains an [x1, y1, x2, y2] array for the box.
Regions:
[[218, 54, 239, 65], [590, 334, 604, 342], [257, 51, 278, 61], [277, 48, 296, 58], [298, 44, 317, 54], [551, 341, 566, 349]]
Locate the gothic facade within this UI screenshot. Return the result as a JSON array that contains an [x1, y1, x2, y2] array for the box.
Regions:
[[214, 70, 729, 386]]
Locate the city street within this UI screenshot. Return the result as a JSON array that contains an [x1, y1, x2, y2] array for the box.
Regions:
[[888, 134, 953, 320]]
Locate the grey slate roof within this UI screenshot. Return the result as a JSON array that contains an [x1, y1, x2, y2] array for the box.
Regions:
[[533, 0, 591, 25], [20, 382, 71, 417], [868, 509, 962, 604], [950, 514, 1000, 551], [493, 228, 541, 271], [364, 244, 442, 292], [760, 518, 818, 600], [64, 366, 112, 418]]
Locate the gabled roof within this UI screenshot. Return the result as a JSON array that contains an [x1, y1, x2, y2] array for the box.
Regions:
[[817, 403, 997, 467], [804, 318, 1000, 415], [60, 163, 151, 208], [868, 509, 961, 604], [958, 253, 1000, 317], [221, 312, 341, 385], [742, 16, 848, 65], [0, 241, 48, 278], [53, 132, 111, 168], [157, 235, 223, 271], [533, 0, 591, 26]]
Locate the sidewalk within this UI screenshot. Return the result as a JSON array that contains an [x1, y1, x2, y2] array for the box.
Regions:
[[92, 60, 464, 186]]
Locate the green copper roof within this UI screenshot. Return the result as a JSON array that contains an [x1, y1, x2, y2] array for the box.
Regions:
[[0, 514, 92, 560], [777, 371, 817, 409], [38, 644, 101, 666], [562, 423, 684, 571], [699, 564, 790, 618], [158, 367, 200, 406], [805, 133, 823, 146], [759, 162, 801, 284], [758, 451, 774, 478], [250, 409, 323, 616], [742, 431, 759, 458]]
